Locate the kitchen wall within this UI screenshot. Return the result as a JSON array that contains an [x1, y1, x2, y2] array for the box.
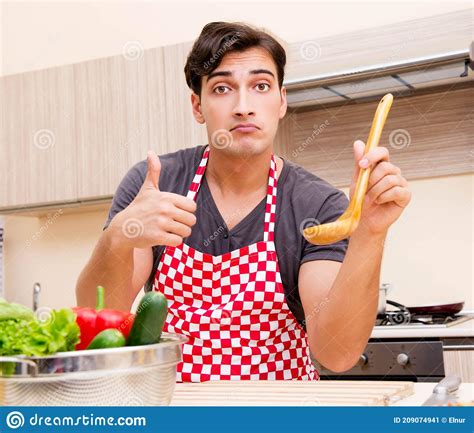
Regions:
[[2, 2, 473, 311]]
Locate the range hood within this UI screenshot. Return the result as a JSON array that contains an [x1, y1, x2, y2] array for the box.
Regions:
[[284, 46, 473, 107]]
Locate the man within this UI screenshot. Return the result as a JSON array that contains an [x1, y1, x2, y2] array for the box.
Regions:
[[76, 22, 411, 381]]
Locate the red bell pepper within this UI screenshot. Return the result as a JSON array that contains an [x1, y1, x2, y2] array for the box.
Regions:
[[72, 306, 97, 350], [73, 286, 135, 350]]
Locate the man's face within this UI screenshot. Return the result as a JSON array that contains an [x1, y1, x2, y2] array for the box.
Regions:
[[191, 47, 287, 158]]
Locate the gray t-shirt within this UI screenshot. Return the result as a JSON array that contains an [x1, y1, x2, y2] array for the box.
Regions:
[[103, 144, 349, 325]]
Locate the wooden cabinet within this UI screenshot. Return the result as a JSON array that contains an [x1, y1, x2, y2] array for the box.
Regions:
[[0, 43, 205, 211], [74, 47, 168, 199], [162, 42, 208, 151], [0, 66, 77, 208], [444, 348, 474, 383]]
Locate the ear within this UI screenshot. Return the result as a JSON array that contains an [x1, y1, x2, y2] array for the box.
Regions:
[[191, 92, 205, 124], [279, 86, 288, 119]]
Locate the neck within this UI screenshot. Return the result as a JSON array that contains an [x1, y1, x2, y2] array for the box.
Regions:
[[205, 146, 278, 197]]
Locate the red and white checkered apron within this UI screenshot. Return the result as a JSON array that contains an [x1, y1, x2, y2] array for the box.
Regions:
[[153, 145, 318, 382]]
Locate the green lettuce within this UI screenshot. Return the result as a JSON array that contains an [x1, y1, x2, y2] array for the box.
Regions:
[[0, 298, 35, 321], [0, 302, 80, 375]]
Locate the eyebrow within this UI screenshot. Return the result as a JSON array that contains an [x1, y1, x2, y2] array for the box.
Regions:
[[205, 68, 275, 83]]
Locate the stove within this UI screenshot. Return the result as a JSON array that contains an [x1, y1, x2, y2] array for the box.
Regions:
[[375, 312, 472, 329], [313, 302, 472, 383]]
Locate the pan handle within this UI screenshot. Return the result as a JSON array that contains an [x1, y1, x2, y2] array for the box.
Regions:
[[434, 375, 461, 394], [386, 299, 407, 310], [0, 357, 39, 377]]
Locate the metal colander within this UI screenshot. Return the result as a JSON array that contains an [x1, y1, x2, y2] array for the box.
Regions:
[[0, 333, 187, 406]]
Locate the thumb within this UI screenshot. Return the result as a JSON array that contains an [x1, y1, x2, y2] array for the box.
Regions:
[[350, 140, 366, 196], [351, 140, 366, 178], [143, 150, 161, 190]]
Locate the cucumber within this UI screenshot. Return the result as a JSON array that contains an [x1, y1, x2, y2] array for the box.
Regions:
[[87, 328, 126, 350], [127, 292, 168, 346]]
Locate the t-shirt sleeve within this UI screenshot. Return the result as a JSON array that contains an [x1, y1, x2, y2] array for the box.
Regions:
[[300, 189, 350, 265], [102, 161, 146, 231]]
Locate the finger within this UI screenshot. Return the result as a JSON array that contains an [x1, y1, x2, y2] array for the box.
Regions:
[[172, 207, 197, 227], [163, 220, 193, 239], [167, 193, 197, 214], [143, 151, 161, 190], [374, 186, 411, 208], [358, 146, 390, 169], [367, 161, 402, 190], [161, 232, 184, 248], [367, 174, 404, 204]]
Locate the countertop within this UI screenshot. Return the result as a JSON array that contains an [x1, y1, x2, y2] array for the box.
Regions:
[[170, 380, 474, 406], [370, 317, 474, 339]]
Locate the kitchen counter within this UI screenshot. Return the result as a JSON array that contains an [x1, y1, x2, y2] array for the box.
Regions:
[[170, 380, 473, 406], [370, 317, 474, 339]]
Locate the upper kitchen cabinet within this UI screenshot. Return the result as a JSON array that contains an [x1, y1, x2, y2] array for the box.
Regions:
[[162, 42, 208, 150], [0, 66, 77, 208], [74, 46, 168, 199]]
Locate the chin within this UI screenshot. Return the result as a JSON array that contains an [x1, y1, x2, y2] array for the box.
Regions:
[[226, 137, 269, 157]]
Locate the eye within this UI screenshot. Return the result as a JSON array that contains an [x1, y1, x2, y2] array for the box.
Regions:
[[213, 85, 230, 94], [256, 83, 270, 92]]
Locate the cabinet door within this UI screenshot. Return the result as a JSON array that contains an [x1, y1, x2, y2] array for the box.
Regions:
[[443, 349, 474, 383], [162, 42, 208, 151], [0, 66, 77, 208], [74, 47, 168, 199]]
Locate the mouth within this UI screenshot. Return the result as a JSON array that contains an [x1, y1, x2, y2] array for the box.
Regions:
[[230, 123, 259, 133]]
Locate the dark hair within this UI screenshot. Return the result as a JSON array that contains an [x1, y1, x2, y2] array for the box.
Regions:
[[184, 21, 286, 96]]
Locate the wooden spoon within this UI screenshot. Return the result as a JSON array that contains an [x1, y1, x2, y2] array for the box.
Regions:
[[303, 93, 394, 245]]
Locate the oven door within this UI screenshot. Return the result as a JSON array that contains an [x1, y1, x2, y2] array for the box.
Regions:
[[312, 340, 445, 382]]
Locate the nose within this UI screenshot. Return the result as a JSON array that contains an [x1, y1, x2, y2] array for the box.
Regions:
[[232, 89, 255, 118]]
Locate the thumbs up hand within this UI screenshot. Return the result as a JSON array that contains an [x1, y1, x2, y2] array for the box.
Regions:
[[109, 151, 197, 249]]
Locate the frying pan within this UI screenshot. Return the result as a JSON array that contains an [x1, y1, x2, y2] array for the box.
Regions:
[[405, 301, 465, 316]]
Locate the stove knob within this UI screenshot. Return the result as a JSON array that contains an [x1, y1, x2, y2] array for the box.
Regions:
[[397, 353, 410, 366], [358, 353, 368, 366]]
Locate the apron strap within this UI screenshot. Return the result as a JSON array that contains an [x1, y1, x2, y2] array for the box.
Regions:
[[186, 146, 210, 202], [186, 145, 278, 242], [264, 154, 277, 243]]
